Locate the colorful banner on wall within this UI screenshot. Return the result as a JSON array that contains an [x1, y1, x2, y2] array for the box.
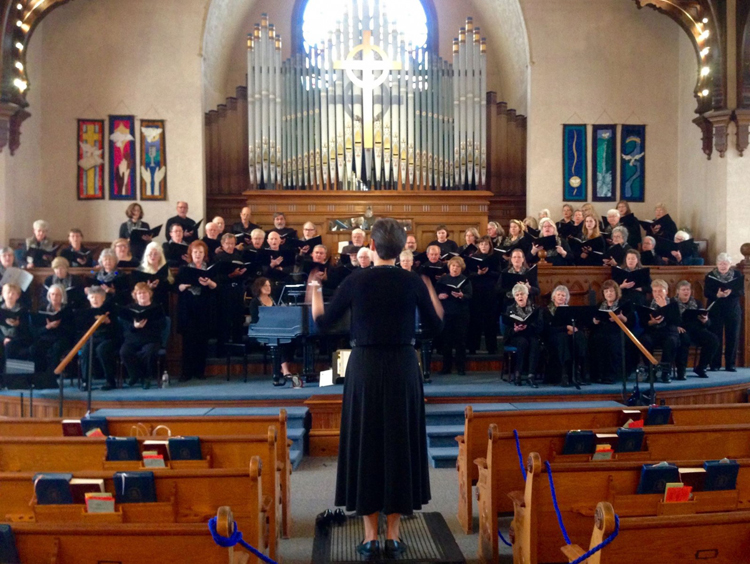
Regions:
[[77, 119, 105, 200], [108, 115, 136, 200], [562, 124, 587, 201], [592, 124, 617, 202], [139, 119, 167, 200], [620, 124, 646, 202]]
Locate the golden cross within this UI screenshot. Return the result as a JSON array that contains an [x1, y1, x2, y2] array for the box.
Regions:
[[334, 31, 402, 150], [81, 122, 100, 148]]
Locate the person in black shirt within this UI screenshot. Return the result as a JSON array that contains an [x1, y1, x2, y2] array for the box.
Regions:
[[665, 231, 699, 265], [86, 249, 129, 306], [119, 203, 151, 259], [640, 236, 660, 266], [486, 222, 504, 248], [398, 250, 415, 272], [0, 283, 32, 381], [616, 200, 642, 248], [529, 218, 573, 266], [311, 218, 443, 558], [202, 221, 222, 261], [673, 280, 719, 379], [705, 253, 745, 371], [30, 283, 75, 375], [60, 228, 94, 268], [570, 208, 584, 239], [438, 256, 472, 375], [617, 249, 651, 307], [24, 219, 56, 268], [42, 257, 85, 310], [135, 242, 173, 310], [572, 214, 606, 266], [214, 234, 248, 346], [231, 206, 261, 247], [79, 287, 120, 390], [589, 280, 633, 384], [112, 238, 140, 268], [163, 223, 190, 267], [503, 283, 542, 387], [165, 201, 198, 243], [649, 203, 678, 241], [640, 279, 680, 383], [119, 282, 167, 388], [467, 236, 500, 354], [247, 277, 296, 380], [418, 245, 447, 284], [542, 285, 589, 387], [356, 247, 373, 269], [427, 224, 459, 258], [603, 226, 632, 267], [268, 212, 298, 247]]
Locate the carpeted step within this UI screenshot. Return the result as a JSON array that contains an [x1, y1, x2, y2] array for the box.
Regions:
[[290, 448, 304, 470], [428, 446, 459, 469], [426, 425, 464, 449]]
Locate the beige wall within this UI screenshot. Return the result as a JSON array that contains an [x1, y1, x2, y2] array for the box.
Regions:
[[523, 0, 681, 226], [5, 0, 209, 244]]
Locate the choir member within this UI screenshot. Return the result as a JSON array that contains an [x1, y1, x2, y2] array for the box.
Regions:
[[119, 282, 167, 388], [398, 250, 414, 272], [79, 286, 119, 390], [136, 241, 173, 309], [601, 209, 620, 242], [572, 214, 606, 266], [212, 216, 226, 236], [165, 201, 198, 243], [538, 208, 551, 221], [616, 200, 641, 248], [86, 249, 129, 306], [503, 283, 542, 387], [529, 218, 573, 266], [263, 231, 292, 299], [202, 221, 222, 260], [24, 219, 56, 267], [499, 248, 540, 307], [467, 236, 500, 354], [248, 277, 297, 383], [41, 257, 85, 309], [329, 244, 359, 288], [350, 228, 367, 248], [231, 207, 261, 247], [30, 283, 75, 375], [214, 234, 248, 346], [580, 202, 597, 219], [570, 209, 584, 238], [404, 235, 422, 268], [705, 252, 744, 372], [497, 220, 529, 263], [111, 238, 140, 268], [298, 222, 321, 256], [269, 212, 298, 245], [640, 279, 680, 383], [163, 223, 189, 267], [649, 203, 678, 241], [176, 240, 218, 381], [0, 247, 16, 277], [665, 230, 698, 265], [640, 236, 660, 266], [486, 222, 504, 248], [418, 245, 447, 284], [523, 216, 539, 237], [119, 203, 151, 259], [556, 204, 575, 238], [0, 283, 32, 380], [603, 226, 631, 267], [60, 228, 94, 268], [428, 224, 459, 258], [304, 244, 338, 298], [461, 228, 479, 255], [438, 256, 472, 375], [542, 285, 589, 387], [356, 247, 373, 269], [243, 228, 266, 262], [673, 280, 719, 379], [616, 249, 651, 307], [589, 280, 632, 384]]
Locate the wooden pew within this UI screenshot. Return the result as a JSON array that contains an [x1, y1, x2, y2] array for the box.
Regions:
[[0, 430, 281, 560], [564, 501, 750, 564], [0, 411, 294, 538], [458, 403, 750, 533], [0, 459, 266, 562], [476, 423, 750, 563]]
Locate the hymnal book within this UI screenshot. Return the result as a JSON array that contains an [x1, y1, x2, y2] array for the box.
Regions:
[[165, 240, 189, 254], [592, 446, 614, 461], [595, 308, 621, 324], [526, 226, 540, 238], [678, 467, 707, 492], [551, 305, 598, 328], [663, 483, 692, 503], [142, 452, 166, 468], [654, 238, 695, 258], [119, 305, 162, 324], [106, 437, 141, 461], [85, 428, 106, 438], [269, 227, 296, 241], [503, 307, 539, 325], [500, 265, 537, 290], [168, 437, 202, 461], [568, 236, 605, 256], [0, 267, 33, 292], [259, 248, 295, 267], [287, 235, 322, 253], [626, 419, 645, 429], [61, 419, 83, 437], [179, 264, 219, 286], [638, 302, 681, 326], [639, 214, 674, 236], [703, 459, 739, 491], [421, 263, 447, 275], [80, 415, 108, 437], [615, 428, 645, 453], [645, 405, 672, 426], [31, 309, 63, 328], [556, 221, 576, 239], [705, 274, 744, 295], [562, 430, 596, 455], [637, 462, 680, 494], [25, 245, 61, 265], [85, 492, 116, 513], [185, 219, 203, 236], [130, 264, 170, 285], [436, 278, 468, 294], [532, 234, 558, 251], [605, 244, 628, 265], [458, 244, 477, 258], [681, 302, 715, 323], [33, 473, 73, 505], [0, 524, 20, 564], [611, 266, 651, 288], [114, 471, 157, 504], [142, 440, 170, 462], [70, 478, 105, 504], [129, 224, 163, 243], [440, 251, 459, 260], [0, 309, 23, 327]]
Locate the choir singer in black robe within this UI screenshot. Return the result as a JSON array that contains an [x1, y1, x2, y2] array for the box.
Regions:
[[311, 218, 443, 558]]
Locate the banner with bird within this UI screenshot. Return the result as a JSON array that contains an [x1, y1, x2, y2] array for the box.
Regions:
[[620, 124, 646, 202], [140, 119, 167, 200], [77, 119, 105, 200], [109, 115, 136, 200]]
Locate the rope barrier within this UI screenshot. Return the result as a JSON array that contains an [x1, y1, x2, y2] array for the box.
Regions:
[[569, 515, 620, 564], [513, 429, 527, 481], [207, 516, 277, 564]]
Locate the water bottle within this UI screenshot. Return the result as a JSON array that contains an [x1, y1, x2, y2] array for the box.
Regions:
[[161, 370, 170, 388]]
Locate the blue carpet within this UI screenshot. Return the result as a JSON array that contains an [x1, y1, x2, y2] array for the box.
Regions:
[[3, 369, 749, 403]]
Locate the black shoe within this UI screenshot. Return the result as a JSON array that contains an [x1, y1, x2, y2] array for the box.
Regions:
[[661, 373, 672, 384], [708, 366, 720, 372], [528, 375, 539, 389], [272, 374, 286, 387], [675, 371, 687, 381], [356, 540, 380, 558], [385, 539, 407, 557], [332, 508, 347, 525], [726, 367, 737, 372], [315, 509, 333, 529], [142, 380, 151, 390], [127, 377, 138, 387], [694, 367, 709, 378]]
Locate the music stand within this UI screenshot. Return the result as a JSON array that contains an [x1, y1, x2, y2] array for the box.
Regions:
[[552, 306, 597, 389]]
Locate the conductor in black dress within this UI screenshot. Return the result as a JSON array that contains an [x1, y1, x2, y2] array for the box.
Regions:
[[311, 218, 443, 559]]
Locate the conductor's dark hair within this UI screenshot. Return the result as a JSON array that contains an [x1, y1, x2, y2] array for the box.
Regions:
[[252, 277, 271, 298], [370, 218, 406, 260]]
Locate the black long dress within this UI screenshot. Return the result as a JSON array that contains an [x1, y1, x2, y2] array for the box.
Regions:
[[315, 266, 442, 516]]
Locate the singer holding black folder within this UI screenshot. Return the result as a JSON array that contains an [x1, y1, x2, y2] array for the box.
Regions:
[[119, 282, 167, 389], [437, 257, 472, 375], [590, 280, 632, 384], [310, 218, 443, 558], [705, 253, 745, 372], [529, 218, 573, 266], [467, 237, 500, 355], [542, 286, 590, 387], [673, 280, 719, 379], [503, 283, 542, 387], [175, 240, 218, 382], [119, 203, 151, 260], [639, 279, 681, 383]]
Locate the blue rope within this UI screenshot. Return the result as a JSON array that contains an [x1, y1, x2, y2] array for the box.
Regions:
[[545, 460, 572, 545], [208, 516, 277, 564], [513, 429, 527, 481], [498, 528, 513, 547], [569, 515, 620, 564]]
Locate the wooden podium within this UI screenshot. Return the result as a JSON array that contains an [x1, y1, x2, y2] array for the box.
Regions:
[[209, 190, 493, 252]]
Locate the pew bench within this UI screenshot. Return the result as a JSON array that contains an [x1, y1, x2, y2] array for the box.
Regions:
[[457, 403, 750, 533]]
